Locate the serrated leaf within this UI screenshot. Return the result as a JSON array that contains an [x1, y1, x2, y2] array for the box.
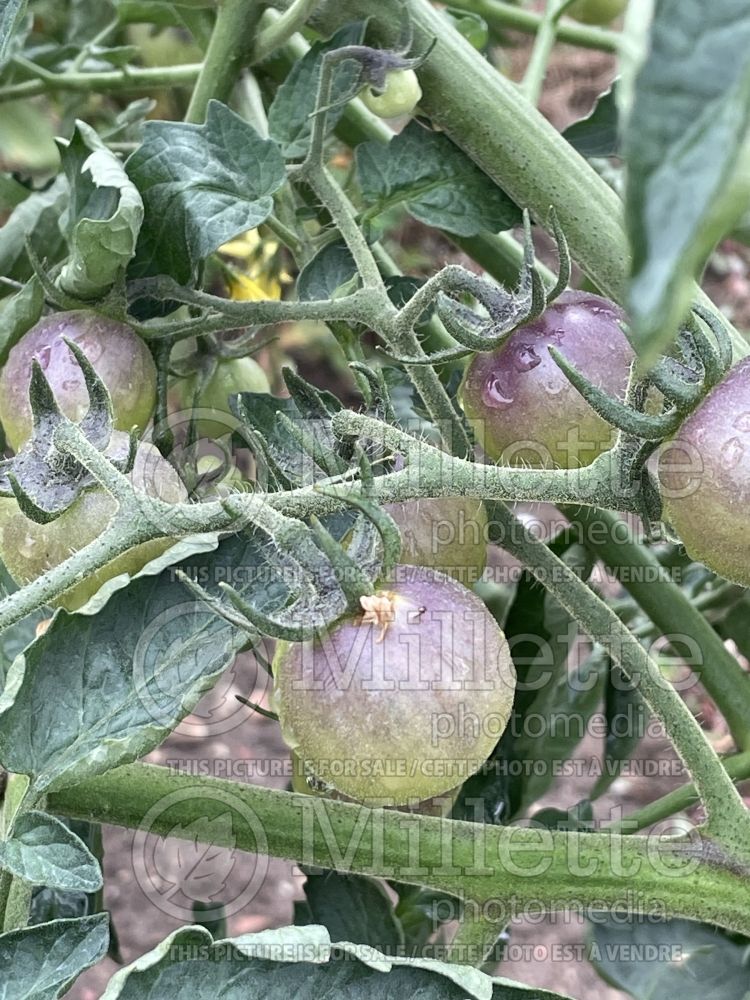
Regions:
[[126, 101, 285, 283], [297, 241, 357, 301], [0, 533, 285, 793], [0, 810, 101, 891], [100, 923, 575, 999], [625, 0, 750, 362], [0, 914, 109, 999], [356, 121, 520, 237], [268, 22, 366, 159], [0, 175, 67, 282], [299, 867, 403, 950], [563, 82, 620, 158], [0, 0, 28, 69], [589, 915, 750, 999], [57, 121, 144, 300]]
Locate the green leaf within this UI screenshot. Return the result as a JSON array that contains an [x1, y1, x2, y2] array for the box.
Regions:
[[0, 176, 68, 283], [563, 82, 620, 158], [0, 914, 109, 999], [0, 0, 27, 69], [100, 923, 575, 999], [56, 121, 143, 300], [0, 277, 44, 368], [298, 867, 404, 950], [589, 916, 750, 999], [268, 22, 366, 159], [0, 533, 285, 793], [126, 101, 286, 283], [625, 0, 750, 362], [297, 241, 357, 301], [0, 810, 101, 891], [356, 122, 520, 237]]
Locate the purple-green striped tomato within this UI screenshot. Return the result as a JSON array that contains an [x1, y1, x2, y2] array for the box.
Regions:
[[460, 291, 630, 468], [0, 311, 157, 452], [658, 357, 750, 586], [273, 565, 515, 805]]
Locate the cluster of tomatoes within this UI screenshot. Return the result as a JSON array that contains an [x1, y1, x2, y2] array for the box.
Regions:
[[0, 274, 745, 804]]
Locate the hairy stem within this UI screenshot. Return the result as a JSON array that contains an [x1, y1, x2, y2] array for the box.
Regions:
[[47, 762, 750, 938], [490, 503, 750, 848], [0, 64, 202, 103], [566, 506, 750, 751], [185, 0, 264, 123]]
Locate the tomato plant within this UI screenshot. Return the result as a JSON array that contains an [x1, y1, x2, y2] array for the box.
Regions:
[[0, 1, 749, 995], [273, 566, 514, 804], [0, 312, 157, 452], [460, 291, 630, 468]]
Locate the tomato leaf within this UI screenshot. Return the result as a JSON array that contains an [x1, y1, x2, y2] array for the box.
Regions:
[[298, 867, 404, 950], [0, 176, 67, 283], [563, 82, 620, 158], [297, 241, 357, 301], [126, 101, 285, 283], [0, 914, 109, 999], [0, 810, 102, 891], [0, 533, 286, 793], [98, 923, 576, 999], [268, 22, 367, 159], [0, 0, 29, 70], [57, 121, 144, 300], [355, 121, 521, 237], [0, 275, 44, 369], [625, 0, 750, 362], [589, 915, 750, 999]]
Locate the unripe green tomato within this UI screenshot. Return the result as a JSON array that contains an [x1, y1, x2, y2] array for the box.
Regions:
[[460, 291, 631, 469], [384, 497, 487, 586], [0, 311, 157, 452], [658, 357, 750, 586], [273, 566, 515, 805], [360, 69, 422, 118], [178, 356, 270, 440], [567, 0, 628, 25], [0, 433, 187, 611]]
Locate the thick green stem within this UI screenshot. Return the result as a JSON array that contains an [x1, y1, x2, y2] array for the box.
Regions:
[[47, 762, 750, 938], [565, 506, 750, 751], [185, 0, 264, 123], [489, 503, 750, 848], [446, 0, 621, 51], [252, 0, 320, 63]]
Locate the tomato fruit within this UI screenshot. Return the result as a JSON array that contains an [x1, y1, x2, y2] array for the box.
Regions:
[[273, 565, 515, 805], [360, 69, 422, 118], [658, 357, 750, 587], [0, 433, 187, 610], [460, 291, 630, 468], [567, 0, 628, 25], [175, 355, 270, 440], [0, 311, 157, 452], [385, 497, 487, 585]]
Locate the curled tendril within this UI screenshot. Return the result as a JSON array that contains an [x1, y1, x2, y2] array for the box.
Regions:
[[548, 307, 734, 447], [382, 208, 568, 365]]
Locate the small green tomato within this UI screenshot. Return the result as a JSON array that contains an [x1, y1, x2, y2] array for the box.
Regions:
[[360, 69, 422, 118]]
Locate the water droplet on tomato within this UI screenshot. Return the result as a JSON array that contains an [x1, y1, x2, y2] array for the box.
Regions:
[[720, 436, 744, 470], [19, 533, 40, 559], [484, 375, 513, 408], [35, 345, 51, 370], [734, 411, 750, 433], [514, 344, 541, 372]]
